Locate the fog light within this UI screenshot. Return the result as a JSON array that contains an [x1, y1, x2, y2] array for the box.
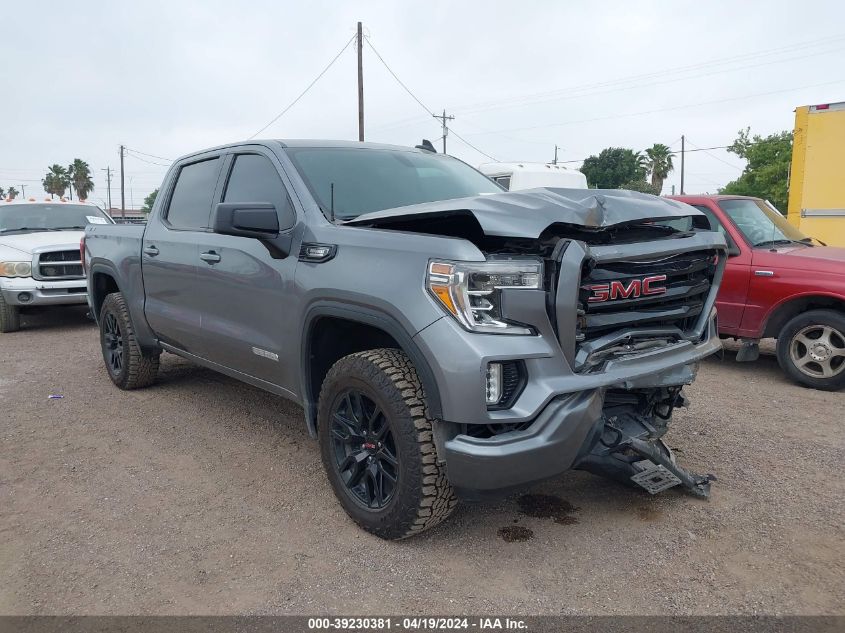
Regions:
[[17, 292, 32, 303], [485, 362, 503, 405]]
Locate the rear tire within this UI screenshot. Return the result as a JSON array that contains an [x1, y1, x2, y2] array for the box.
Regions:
[[776, 309, 845, 391], [99, 292, 160, 389], [317, 348, 456, 540], [0, 294, 21, 333]]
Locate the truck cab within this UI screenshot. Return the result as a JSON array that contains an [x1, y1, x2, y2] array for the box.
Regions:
[[0, 198, 114, 332], [672, 194, 845, 390]]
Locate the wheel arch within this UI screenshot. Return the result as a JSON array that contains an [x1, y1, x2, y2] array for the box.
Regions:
[[762, 293, 845, 338], [89, 263, 122, 321], [301, 304, 443, 437]]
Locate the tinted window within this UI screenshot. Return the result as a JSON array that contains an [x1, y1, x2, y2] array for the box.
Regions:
[[166, 158, 220, 230], [223, 154, 291, 216], [285, 148, 502, 219], [494, 176, 511, 190], [0, 204, 112, 234]]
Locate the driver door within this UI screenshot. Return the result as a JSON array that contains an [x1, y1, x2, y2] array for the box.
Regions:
[[191, 150, 301, 390]]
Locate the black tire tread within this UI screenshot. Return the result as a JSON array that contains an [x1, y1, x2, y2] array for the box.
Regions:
[[319, 348, 457, 539], [0, 293, 21, 333], [100, 292, 159, 389]]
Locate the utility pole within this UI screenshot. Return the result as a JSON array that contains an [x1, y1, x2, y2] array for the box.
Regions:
[[680, 135, 685, 195], [357, 21, 364, 142], [433, 110, 455, 154], [553, 145, 559, 165], [20, 184, 25, 198], [102, 167, 112, 211], [119, 145, 126, 218]]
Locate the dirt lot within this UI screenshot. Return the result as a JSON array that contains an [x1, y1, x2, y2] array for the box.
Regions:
[[1, 307, 843, 615]]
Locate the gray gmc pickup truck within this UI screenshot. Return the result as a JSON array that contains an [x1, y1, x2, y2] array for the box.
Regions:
[[84, 140, 726, 539]]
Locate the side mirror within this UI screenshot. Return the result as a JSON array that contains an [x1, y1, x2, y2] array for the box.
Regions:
[[726, 242, 741, 257], [213, 202, 281, 239]]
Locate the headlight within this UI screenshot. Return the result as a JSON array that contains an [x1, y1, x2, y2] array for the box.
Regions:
[[0, 261, 32, 278], [427, 258, 542, 334]]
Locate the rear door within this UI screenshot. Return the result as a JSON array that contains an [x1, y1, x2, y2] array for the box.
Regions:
[[192, 150, 301, 388], [141, 155, 223, 353], [691, 202, 751, 332]]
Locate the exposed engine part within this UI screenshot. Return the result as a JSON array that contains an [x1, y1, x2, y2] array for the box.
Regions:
[[576, 388, 713, 499]]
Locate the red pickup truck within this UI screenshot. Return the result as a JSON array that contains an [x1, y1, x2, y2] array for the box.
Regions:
[[670, 195, 845, 390]]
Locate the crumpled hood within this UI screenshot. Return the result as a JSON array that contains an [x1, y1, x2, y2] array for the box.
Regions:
[[0, 231, 85, 256], [344, 187, 702, 238]]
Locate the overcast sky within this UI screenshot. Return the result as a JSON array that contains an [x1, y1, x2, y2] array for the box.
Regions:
[[2, 0, 844, 208]]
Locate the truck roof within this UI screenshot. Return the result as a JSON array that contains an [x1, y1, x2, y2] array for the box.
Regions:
[[1, 197, 101, 206], [176, 139, 430, 163]]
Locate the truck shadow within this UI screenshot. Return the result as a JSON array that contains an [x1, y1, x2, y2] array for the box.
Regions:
[[703, 340, 788, 384], [19, 305, 93, 332]]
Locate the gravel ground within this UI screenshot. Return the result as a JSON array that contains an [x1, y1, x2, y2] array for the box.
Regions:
[[1, 307, 843, 615]]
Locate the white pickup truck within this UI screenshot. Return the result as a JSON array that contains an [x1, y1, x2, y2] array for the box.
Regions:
[[0, 199, 114, 332]]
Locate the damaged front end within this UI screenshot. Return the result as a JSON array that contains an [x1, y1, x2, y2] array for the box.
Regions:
[[352, 188, 726, 499], [576, 388, 714, 499]]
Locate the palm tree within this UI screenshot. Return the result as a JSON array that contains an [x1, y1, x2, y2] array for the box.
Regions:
[[0, 187, 5, 200], [42, 164, 70, 198], [68, 158, 94, 201], [643, 144, 674, 194], [7, 186, 19, 200]]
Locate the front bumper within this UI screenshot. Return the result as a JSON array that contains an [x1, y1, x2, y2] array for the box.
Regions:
[[425, 308, 720, 492], [0, 277, 88, 306]]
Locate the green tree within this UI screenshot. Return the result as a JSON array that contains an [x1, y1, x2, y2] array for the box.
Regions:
[[42, 164, 70, 198], [7, 186, 19, 200], [68, 158, 95, 201], [643, 143, 674, 193], [580, 148, 646, 189], [620, 179, 661, 195], [0, 187, 4, 200], [141, 188, 158, 213], [720, 128, 792, 213]]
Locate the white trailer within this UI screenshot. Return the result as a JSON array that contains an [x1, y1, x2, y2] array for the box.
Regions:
[[478, 162, 588, 191]]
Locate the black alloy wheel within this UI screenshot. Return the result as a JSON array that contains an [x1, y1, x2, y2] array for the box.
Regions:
[[330, 389, 399, 509], [102, 311, 124, 376]]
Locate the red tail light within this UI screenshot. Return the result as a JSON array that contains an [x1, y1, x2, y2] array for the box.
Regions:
[[80, 236, 87, 274]]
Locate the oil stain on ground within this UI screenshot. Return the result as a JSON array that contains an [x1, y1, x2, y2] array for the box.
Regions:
[[498, 525, 534, 542], [517, 493, 579, 524]]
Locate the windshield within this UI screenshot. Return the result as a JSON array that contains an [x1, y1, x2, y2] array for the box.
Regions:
[[0, 204, 112, 234], [285, 148, 502, 220], [719, 198, 809, 247]]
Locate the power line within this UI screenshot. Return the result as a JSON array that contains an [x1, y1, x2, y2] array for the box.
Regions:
[[249, 33, 356, 139], [124, 151, 171, 168], [462, 78, 845, 136], [124, 147, 172, 162], [365, 38, 435, 116], [365, 36, 498, 161], [451, 35, 845, 116]]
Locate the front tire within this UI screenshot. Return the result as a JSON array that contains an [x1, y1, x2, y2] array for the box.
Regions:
[[99, 292, 160, 389], [0, 293, 21, 333], [776, 309, 845, 391], [317, 349, 456, 540]]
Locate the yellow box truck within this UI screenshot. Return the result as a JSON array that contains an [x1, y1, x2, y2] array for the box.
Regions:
[[787, 101, 845, 246]]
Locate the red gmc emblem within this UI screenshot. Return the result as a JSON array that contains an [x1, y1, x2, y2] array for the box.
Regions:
[[586, 274, 668, 303]]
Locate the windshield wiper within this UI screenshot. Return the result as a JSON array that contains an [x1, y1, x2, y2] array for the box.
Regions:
[[754, 238, 810, 248], [53, 226, 87, 230]]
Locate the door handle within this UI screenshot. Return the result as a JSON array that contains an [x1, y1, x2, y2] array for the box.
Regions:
[[200, 251, 221, 264], [143, 245, 159, 257], [754, 270, 774, 277]]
